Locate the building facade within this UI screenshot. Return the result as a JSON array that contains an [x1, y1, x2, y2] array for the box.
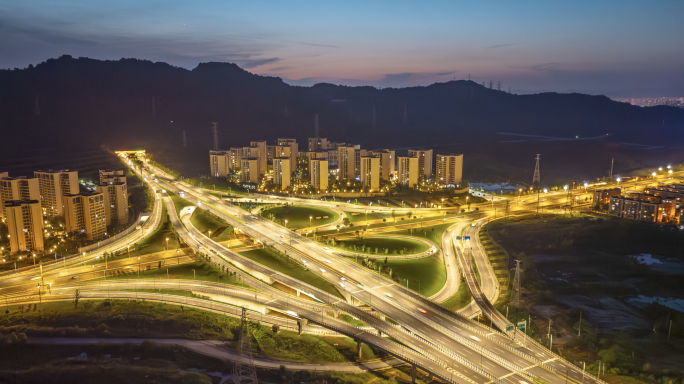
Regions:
[[209, 151, 228, 178], [360, 156, 380, 192], [337, 146, 356, 181], [593, 188, 622, 210], [4, 200, 44, 254], [34, 170, 79, 218], [62, 192, 107, 240], [99, 169, 126, 184], [368, 149, 395, 181], [96, 180, 129, 226], [240, 158, 260, 184], [277, 138, 299, 167], [250, 141, 267, 175], [397, 157, 419, 187], [0, 176, 40, 219], [435, 154, 463, 187], [310, 159, 329, 191], [273, 158, 291, 190], [408, 149, 433, 179]]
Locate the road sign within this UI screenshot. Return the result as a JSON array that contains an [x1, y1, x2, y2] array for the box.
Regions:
[[517, 321, 526, 329], [506, 325, 514, 332], [464, 236, 471, 241], [456, 236, 462, 240]]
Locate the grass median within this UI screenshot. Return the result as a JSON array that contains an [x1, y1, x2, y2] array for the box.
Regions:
[[261, 206, 339, 229]]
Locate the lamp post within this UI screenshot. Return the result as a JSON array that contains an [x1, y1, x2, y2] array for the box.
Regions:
[[309, 215, 313, 228], [284, 219, 288, 228], [127, 245, 130, 258]]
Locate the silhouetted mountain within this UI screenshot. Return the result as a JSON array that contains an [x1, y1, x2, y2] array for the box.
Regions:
[[1, 55, 683, 176]]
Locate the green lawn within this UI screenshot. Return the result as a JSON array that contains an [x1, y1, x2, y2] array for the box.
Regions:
[[97, 260, 251, 289], [327, 237, 429, 255], [344, 211, 392, 223], [166, 190, 193, 215], [320, 212, 469, 237], [190, 208, 233, 242], [440, 276, 472, 310], [262, 206, 339, 229], [239, 248, 343, 299], [353, 255, 446, 297]]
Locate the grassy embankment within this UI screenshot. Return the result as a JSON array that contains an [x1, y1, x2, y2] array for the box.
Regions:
[[262, 206, 340, 229], [323, 237, 429, 256]]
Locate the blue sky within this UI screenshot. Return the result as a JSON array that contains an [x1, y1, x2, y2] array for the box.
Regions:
[[2, 0, 683, 97]]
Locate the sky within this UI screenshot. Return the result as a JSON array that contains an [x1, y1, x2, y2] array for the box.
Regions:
[[1, 0, 683, 98]]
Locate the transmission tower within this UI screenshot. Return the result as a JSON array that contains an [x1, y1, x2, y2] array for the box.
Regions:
[[489, 80, 493, 89], [532, 154, 541, 186], [497, 81, 501, 91], [212, 122, 219, 150], [511, 259, 522, 307], [233, 307, 258, 384]]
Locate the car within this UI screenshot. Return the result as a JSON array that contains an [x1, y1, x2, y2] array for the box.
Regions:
[[323, 247, 329, 250], [280, 235, 284, 238], [70, 276, 79, 279], [419, 309, 427, 314], [320, 268, 326, 273], [340, 277, 346, 281], [384, 292, 393, 298], [325, 260, 332, 264]]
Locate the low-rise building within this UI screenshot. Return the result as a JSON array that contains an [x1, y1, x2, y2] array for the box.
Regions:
[[62, 192, 107, 240], [593, 188, 622, 210], [4, 200, 44, 254], [609, 194, 675, 223], [99, 169, 126, 184]]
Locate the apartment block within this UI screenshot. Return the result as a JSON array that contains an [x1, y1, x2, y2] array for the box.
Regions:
[[308, 137, 329, 151], [0, 172, 6, 218], [96, 179, 129, 226], [593, 188, 622, 209], [369, 149, 395, 181], [609, 195, 675, 223], [310, 160, 329, 191], [99, 169, 126, 184], [436, 154, 463, 187], [408, 149, 433, 179], [273, 158, 291, 190], [277, 138, 299, 166], [0, 176, 40, 219], [360, 156, 380, 192], [62, 192, 107, 240], [228, 148, 243, 172], [209, 150, 229, 178], [4, 200, 44, 254], [304, 151, 329, 174], [240, 158, 260, 184], [354, 147, 367, 177], [34, 170, 79, 218], [250, 141, 267, 175], [397, 157, 419, 187], [337, 146, 356, 180]]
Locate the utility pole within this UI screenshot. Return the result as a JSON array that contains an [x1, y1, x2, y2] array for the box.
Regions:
[[533, 154, 541, 187], [511, 260, 522, 307]]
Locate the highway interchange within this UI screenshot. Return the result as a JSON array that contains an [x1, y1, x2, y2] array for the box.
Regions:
[[2, 156, 681, 384]]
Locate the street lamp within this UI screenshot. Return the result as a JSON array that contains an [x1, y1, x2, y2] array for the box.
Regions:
[[584, 182, 588, 193], [284, 219, 288, 228], [309, 215, 313, 227]]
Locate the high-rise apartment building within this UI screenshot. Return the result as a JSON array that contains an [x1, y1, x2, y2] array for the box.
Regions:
[[250, 141, 267, 175], [408, 149, 433, 179], [397, 157, 419, 187], [435, 154, 463, 187], [308, 137, 329, 151], [228, 148, 243, 173], [0, 176, 40, 219], [34, 170, 79, 218], [304, 151, 329, 173], [354, 148, 367, 177], [360, 156, 380, 192], [62, 192, 107, 240], [99, 169, 126, 184], [209, 150, 229, 178], [368, 149, 395, 181], [273, 158, 291, 190], [337, 146, 356, 180], [277, 138, 299, 166], [96, 176, 129, 226], [310, 160, 329, 191], [240, 158, 260, 184], [4, 200, 44, 254]]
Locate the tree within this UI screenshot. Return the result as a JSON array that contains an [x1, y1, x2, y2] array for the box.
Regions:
[[73, 289, 80, 308], [384, 257, 388, 264], [343, 217, 350, 226]]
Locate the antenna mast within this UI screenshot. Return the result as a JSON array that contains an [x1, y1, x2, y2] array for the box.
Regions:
[[212, 122, 219, 150], [233, 307, 258, 384], [533, 154, 541, 186], [511, 259, 522, 307]]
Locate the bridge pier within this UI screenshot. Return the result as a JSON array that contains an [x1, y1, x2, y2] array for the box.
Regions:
[[377, 329, 382, 337], [297, 319, 308, 335], [411, 364, 416, 383], [357, 340, 363, 359]]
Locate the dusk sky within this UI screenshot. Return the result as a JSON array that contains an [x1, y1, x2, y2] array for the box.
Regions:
[[2, 0, 683, 98]]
